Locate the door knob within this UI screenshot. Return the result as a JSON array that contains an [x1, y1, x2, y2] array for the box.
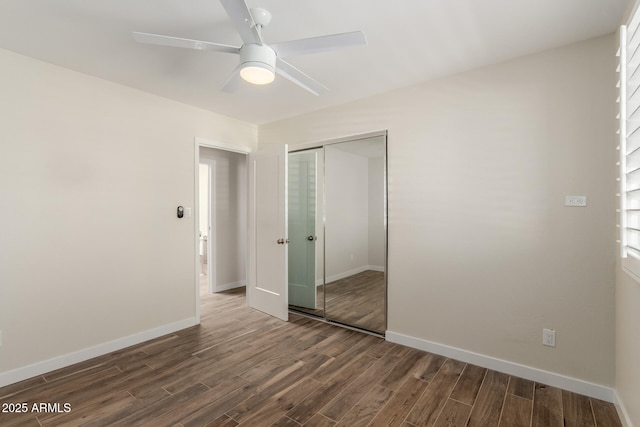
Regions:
[[307, 235, 315, 241], [277, 238, 290, 244]]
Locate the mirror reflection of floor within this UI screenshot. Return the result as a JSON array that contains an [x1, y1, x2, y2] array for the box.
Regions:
[[289, 270, 385, 334]]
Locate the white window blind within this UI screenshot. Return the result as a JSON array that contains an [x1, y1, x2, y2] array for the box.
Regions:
[[619, 11, 640, 279]]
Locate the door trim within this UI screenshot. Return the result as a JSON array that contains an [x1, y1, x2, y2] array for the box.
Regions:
[[288, 129, 388, 153], [194, 137, 251, 323], [200, 158, 216, 294]]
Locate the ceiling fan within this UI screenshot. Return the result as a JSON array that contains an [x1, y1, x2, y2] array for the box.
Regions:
[[133, 0, 367, 95]]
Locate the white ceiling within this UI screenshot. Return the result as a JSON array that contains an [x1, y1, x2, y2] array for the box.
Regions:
[[0, 0, 629, 124]]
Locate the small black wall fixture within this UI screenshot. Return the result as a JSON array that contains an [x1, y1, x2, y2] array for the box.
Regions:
[[177, 206, 184, 218]]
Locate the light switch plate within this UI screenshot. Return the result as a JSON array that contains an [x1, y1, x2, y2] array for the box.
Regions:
[[565, 196, 587, 207]]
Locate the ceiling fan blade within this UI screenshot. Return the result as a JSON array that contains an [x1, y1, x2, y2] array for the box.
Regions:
[[219, 0, 264, 45], [221, 65, 243, 93], [276, 59, 328, 96], [133, 32, 240, 54], [271, 31, 367, 58]]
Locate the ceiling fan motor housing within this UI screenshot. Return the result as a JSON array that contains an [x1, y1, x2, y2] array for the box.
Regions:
[[250, 8, 272, 28], [239, 43, 276, 84]]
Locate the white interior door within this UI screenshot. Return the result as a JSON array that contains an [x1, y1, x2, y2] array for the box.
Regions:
[[248, 144, 288, 321]]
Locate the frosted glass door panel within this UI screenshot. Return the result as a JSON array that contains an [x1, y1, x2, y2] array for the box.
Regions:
[[288, 150, 319, 311]]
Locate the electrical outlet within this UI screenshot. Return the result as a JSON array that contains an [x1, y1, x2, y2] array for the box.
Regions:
[[543, 328, 556, 347]]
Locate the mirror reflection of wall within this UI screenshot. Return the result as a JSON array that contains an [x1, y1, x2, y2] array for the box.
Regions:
[[324, 137, 386, 333], [288, 133, 387, 335]]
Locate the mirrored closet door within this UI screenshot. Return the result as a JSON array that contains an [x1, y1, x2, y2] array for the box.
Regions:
[[288, 133, 387, 335]]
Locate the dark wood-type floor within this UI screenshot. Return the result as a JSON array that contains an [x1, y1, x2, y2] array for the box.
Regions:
[[290, 270, 386, 334], [0, 287, 622, 427]]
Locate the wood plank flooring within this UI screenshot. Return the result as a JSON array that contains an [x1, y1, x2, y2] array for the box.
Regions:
[[0, 287, 622, 427]]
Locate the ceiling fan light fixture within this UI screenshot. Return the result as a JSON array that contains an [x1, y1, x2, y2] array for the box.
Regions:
[[133, 0, 367, 95], [240, 63, 275, 85], [239, 43, 276, 85]]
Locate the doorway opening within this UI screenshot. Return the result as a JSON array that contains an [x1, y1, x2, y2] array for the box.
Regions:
[[195, 138, 250, 319]]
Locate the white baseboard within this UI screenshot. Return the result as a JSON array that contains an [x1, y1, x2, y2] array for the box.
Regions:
[[214, 280, 245, 292], [386, 330, 616, 403], [0, 317, 198, 388], [614, 390, 634, 427], [325, 265, 385, 284], [325, 266, 368, 283]]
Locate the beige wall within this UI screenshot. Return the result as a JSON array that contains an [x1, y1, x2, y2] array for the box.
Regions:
[[616, 267, 640, 425], [0, 48, 256, 377], [261, 35, 617, 386]]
